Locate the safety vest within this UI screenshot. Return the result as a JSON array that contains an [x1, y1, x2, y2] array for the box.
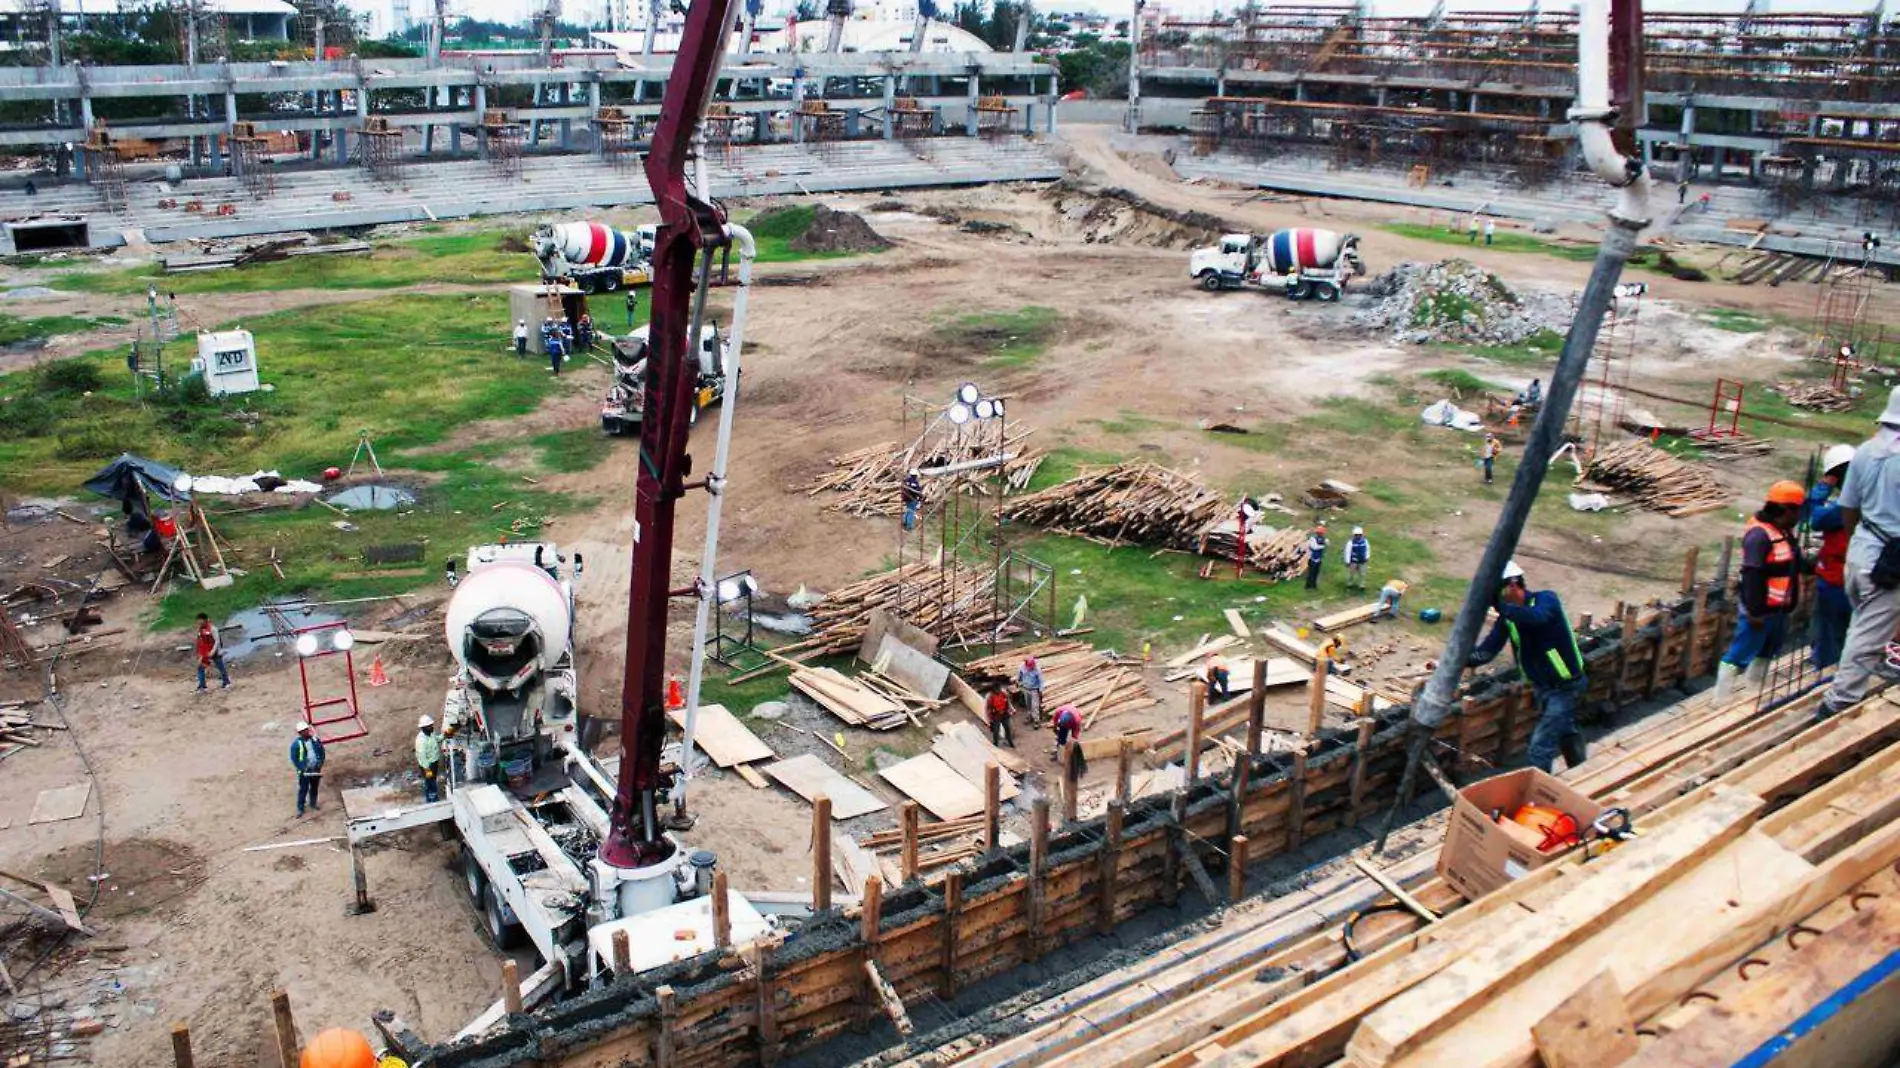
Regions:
[[1817, 525, 1848, 587], [1746, 517, 1798, 610], [1503, 594, 1586, 684]]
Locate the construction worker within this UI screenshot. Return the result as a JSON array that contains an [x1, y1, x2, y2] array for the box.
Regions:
[[1809, 444, 1856, 671], [513, 318, 528, 356], [1466, 560, 1589, 772], [416, 715, 443, 803], [1715, 480, 1808, 702], [1819, 386, 1900, 718], [985, 685, 1015, 749], [901, 469, 924, 531], [1051, 703, 1083, 763], [194, 612, 230, 692], [1304, 524, 1328, 590], [1467, 214, 1480, 243], [1016, 656, 1045, 725], [1481, 433, 1502, 484], [1484, 218, 1496, 246], [625, 288, 639, 331], [1344, 526, 1371, 591], [576, 312, 595, 353], [1320, 633, 1348, 675], [1374, 578, 1409, 620], [1203, 653, 1230, 701], [291, 722, 325, 817]]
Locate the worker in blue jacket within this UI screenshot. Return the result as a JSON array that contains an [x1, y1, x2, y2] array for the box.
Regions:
[[1466, 560, 1589, 772], [290, 721, 326, 817]]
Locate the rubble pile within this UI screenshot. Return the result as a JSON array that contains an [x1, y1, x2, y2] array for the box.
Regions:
[[1353, 259, 1576, 345]]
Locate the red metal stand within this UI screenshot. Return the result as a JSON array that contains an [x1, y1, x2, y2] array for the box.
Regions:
[[1694, 378, 1745, 440], [295, 621, 368, 743]]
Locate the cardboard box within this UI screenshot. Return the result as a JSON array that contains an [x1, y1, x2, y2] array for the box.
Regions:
[[1437, 768, 1607, 901]]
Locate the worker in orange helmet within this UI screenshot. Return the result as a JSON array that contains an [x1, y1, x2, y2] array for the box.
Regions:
[[1714, 480, 1808, 703]]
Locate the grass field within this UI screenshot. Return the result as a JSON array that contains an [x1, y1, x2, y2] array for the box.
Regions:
[[53, 232, 527, 296], [0, 312, 128, 345]]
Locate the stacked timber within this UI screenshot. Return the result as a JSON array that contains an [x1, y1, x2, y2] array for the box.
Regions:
[[1197, 524, 1309, 580], [1580, 439, 1730, 517], [1004, 462, 1227, 549], [804, 424, 1043, 518], [788, 664, 947, 730], [961, 639, 1155, 723], [1771, 380, 1855, 412]]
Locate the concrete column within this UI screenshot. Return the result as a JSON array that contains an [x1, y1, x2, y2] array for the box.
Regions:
[[1046, 74, 1057, 133], [1468, 92, 1479, 113], [1679, 100, 1696, 181], [1370, 85, 1381, 106], [791, 72, 806, 143], [335, 128, 348, 165], [1216, 71, 1226, 97], [224, 90, 237, 126], [882, 73, 895, 139], [530, 83, 543, 147], [966, 73, 979, 136], [80, 92, 94, 129], [475, 84, 488, 160]]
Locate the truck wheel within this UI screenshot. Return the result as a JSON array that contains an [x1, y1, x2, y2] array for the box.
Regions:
[[484, 879, 524, 950], [601, 273, 621, 292], [461, 843, 486, 904], [1314, 283, 1341, 303], [1288, 280, 1312, 301], [1198, 271, 1224, 293]]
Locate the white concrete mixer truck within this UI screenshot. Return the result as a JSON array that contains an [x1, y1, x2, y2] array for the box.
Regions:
[[1189, 228, 1366, 302], [531, 220, 656, 294]]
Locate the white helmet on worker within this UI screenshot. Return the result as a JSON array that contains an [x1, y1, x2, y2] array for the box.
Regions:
[[1824, 443, 1856, 475], [417, 714, 434, 729], [1501, 560, 1526, 581], [1352, 526, 1364, 536], [294, 721, 312, 734]]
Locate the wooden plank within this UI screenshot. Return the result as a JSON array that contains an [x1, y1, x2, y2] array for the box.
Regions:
[[933, 722, 1022, 799], [1313, 601, 1384, 632], [1345, 786, 1765, 1066], [765, 754, 888, 819], [734, 764, 769, 789], [29, 782, 91, 824], [1224, 609, 1252, 640], [1166, 635, 1240, 669], [1527, 972, 1637, 1068], [667, 703, 775, 768], [879, 753, 986, 821]]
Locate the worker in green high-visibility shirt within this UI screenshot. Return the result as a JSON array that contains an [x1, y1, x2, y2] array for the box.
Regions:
[[1465, 560, 1589, 773]]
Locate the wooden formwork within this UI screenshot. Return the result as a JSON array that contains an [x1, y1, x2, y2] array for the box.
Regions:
[[424, 579, 1743, 1068]]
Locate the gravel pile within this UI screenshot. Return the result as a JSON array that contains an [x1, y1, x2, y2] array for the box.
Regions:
[[1352, 259, 1576, 345]]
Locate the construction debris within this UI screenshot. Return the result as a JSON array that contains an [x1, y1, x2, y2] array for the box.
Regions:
[[1771, 380, 1856, 412], [1198, 523, 1309, 580], [1580, 439, 1731, 517], [805, 425, 1043, 518], [1005, 461, 1226, 549], [1354, 259, 1577, 345], [961, 639, 1156, 723]]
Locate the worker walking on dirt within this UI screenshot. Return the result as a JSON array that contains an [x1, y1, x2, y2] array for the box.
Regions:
[[985, 685, 1016, 749], [1484, 219, 1496, 246], [1715, 480, 1808, 703], [1466, 561, 1589, 772], [1051, 703, 1083, 764], [625, 289, 639, 331], [1017, 656, 1045, 725], [1481, 433, 1503, 484], [1344, 526, 1371, 591], [1818, 388, 1900, 719], [1809, 445, 1856, 671], [416, 715, 443, 803], [1304, 524, 1328, 590], [1204, 653, 1231, 701], [513, 319, 529, 356], [291, 722, 326, 817], [901, 469, 924, 531], [194, 612, 229, 692]]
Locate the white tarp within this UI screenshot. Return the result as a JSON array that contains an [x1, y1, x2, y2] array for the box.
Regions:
[[1420, 399, 1484, 432], [179, 470, 324, 496]]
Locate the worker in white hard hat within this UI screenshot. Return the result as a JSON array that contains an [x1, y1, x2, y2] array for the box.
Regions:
[[290, 722, 325, 817], [512, 318, 528, 357], [1809, 443, 1857, 672], [415, 715, 442, 803], [1821, 387, 1900, 719], [901, 468, 925, 531], [1466, 560, 1590, 772], [1344, 526, 1372, 592]]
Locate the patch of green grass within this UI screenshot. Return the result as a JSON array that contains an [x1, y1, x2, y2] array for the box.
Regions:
[[930, 306, 1062, 369], [1451, 329, 1565, 368], [1698, 307, 1770, 333], [54, 231, 529, 296], [1299, 395, 1417, 438], [1421, 369, 1499, 395], [1026, 446, 1125, 491], [1088, 409, 1175, 435], [0, 312, 125, 346], [1382, 222, 1598, 262], [531, 427, 612, 473], [742, 206, 884, 265]]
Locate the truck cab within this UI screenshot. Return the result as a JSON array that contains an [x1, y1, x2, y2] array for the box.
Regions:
[[1189, 233, 1259, 291], [601, 323, 732, 435]]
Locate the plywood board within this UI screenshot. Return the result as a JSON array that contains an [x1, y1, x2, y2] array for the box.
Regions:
[[879, 752, 986, 821], [874, 635, 950, 700], [28, 783, 91, 825], [858, 607, 940, 663], [1165, 635, 1240, 669], [937, 719, 1030, 775], [932, 722, 1021, 801], [764, 754, 888, 819], [667, 703, 775, 768], [1224, 609, 1252, 639]]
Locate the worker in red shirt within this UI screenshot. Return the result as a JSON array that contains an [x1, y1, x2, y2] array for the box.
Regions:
[[194, 612, 230, 692], [1809, 444, 1855, 670], [984, 685, 1015, 749], [1051, 704, 1087, 773]]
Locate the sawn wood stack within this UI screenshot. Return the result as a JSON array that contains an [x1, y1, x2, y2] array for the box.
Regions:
[[804, 423, 1044, 518], [1005, 461, 1228, 549], [960, 639, 1156, 723], [1580, 439, 1731, 517]]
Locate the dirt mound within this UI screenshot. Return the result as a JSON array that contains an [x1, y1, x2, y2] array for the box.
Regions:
[[1043, 183, 1231, 249], [787, 205, 893, 253], [1352, 259, 1577, 345]]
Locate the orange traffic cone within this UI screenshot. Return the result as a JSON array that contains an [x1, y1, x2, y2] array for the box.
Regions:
[[367, 655, 390, 687], [666, 675, 685, 710]]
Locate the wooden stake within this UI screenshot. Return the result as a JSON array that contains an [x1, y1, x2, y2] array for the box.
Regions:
[[1715, 534, 1735, 588], [612, 929, 631, 973], [1349, 717, 1374, 818], [1115, 737, 1132, 802], [860, 875, 883, 947], [1028, 796, 1050, 961], [755, 941, 780, 1065], [502, 959, 524, 1015], [813, 795, 833, 913], [1163, 792, 1186, 907], [1287, 749, 1309, 851], [1228, 834, 1249, 901], [1227, 748, 1251, 845], [270, 990, 299, 1068], [1060, 744, 1080, 824], [939, 872, 963, 998], [1246, 659, 1268, 755], [1186, 680, 1207, 782], [1679, 543, 1700, 595], [656, 985, 679, 1066], [982, 763, 1001, 849], [899, 801, 920, 883], [1097, 801, 1123, 934], [171, 1023, 195, 1068], [712, 870, 732, 949], [864, 960, 915, 1034], [1306, 653, 1329, 735]]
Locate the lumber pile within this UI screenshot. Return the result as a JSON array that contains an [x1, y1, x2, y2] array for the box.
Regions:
[[1197, 523, 1309, 581], [1771, 379, 1855, 413], [1580, 439, 1730, 517], [804, 424, 1043, 518], [961, 639, 1155, 723], [0, 702, 60, 760], [1004, 462, 1227, 549], [788, 666, 915, 730]]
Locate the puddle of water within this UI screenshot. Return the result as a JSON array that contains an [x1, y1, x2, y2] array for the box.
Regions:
[[325, 484, 418, 511], [222, 601, 346, 662]]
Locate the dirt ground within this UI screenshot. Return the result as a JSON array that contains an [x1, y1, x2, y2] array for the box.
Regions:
[[1, 124, 1894, 1066]]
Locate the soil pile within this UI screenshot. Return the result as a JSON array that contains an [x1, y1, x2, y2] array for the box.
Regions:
[[787, 205, 893, 253], [1352, 259, 1576, 345], [1045, 184, 1229, 248]]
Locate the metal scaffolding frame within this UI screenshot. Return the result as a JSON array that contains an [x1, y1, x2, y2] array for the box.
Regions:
[[228, 120, 275, 200], [480, 108, 525, 181], [358, 116, 405, 185]]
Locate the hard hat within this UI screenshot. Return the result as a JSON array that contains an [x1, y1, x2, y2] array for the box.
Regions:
[[301, 1028, 376, 1068], [1823, 443, 1855, 474], [1767, 480, 1806, 506], [1023, 657, 1037, 668], [295, 722, 312, 734], [1352, 526, 1364, 535], [517, 318, 526, 325], [1501, 560, 1526, 581], [417, 714, 434, 729]]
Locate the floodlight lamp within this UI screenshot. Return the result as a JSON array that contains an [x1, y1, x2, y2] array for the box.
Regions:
[[718, 578, 742, 602], [948, 403, 973, 425], [956, 382, 981, 405], [295, 634, 320, 657], [992, 398, 1006, 419], [1843, 344, 1856, 359], [974, 398, 996, 419], [333, 629, 355, 652]]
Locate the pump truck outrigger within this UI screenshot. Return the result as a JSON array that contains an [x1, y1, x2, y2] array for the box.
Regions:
[[1190, 228, 1366, 301]]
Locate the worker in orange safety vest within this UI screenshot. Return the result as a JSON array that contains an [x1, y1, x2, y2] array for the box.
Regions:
[[1715, 480, 1808, 703]]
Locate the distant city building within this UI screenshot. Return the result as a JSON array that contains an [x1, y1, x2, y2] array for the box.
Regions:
[[0, 0, 296, 41]]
